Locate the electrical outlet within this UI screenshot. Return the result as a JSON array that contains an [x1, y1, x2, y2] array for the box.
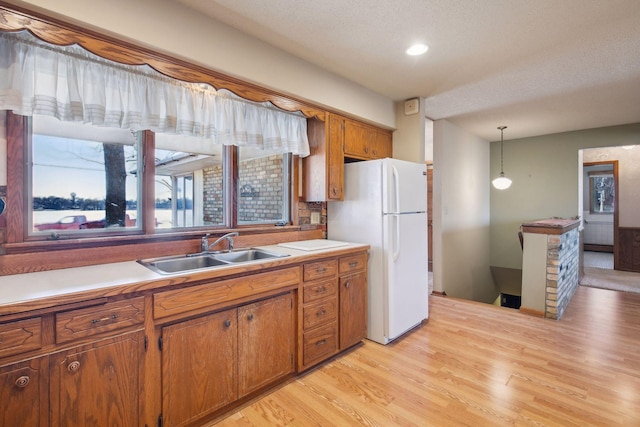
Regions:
[[310, 211, 320, 224]]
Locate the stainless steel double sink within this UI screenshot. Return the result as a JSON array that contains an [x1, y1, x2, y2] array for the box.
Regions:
[[139, 248, 289, 275]]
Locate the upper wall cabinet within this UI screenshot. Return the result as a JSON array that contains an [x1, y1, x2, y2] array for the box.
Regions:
[[303, 114, 393, 202], [344, 120, 392, 161], [304, 114, 345, 202]]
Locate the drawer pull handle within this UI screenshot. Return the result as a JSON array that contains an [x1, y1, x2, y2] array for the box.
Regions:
[[90, 314, 119, 324], [223, 319, 231, 328], [349, 261, 358, 267], [15, 375, 30, 388], [316, 286, 327, 293], [317, 267, 326, 273], [67, 361, 81, 373], [316, 309, 326, 317], [316, 339, 327, 346]]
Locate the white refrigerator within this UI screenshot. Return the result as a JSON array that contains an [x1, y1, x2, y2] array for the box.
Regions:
[[328, 158, 428, 344]]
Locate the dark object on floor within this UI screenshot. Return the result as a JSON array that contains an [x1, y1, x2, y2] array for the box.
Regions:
[[501, 293, 521, 309]]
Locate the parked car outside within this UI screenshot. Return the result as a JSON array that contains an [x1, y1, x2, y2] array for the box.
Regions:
[[34, 215, 88, 231]]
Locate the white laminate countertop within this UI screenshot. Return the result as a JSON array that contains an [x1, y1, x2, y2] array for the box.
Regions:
[[0, 241, 368, 314]]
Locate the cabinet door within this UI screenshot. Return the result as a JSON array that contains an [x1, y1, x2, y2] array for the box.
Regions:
[[0, 356, 48, 427], [162, 309, 237, 427], [238, 292, 294, 397], [343, 120, 370, 159], [50, 331, 143, 427], [327, 114, 345, 200], [371, 129, 392, 159], [339, 271, 368, 349]]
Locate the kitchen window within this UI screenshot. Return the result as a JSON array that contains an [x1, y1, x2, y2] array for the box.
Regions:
[[1, 29, 307, 245], [21, 114, 293, 240]]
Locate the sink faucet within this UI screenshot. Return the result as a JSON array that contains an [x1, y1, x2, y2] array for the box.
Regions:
[[202, 232, 239, 253]]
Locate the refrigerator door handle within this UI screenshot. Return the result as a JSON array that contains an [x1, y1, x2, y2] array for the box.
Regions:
[[393, 214, 401, 261], [392, 165, 400, 213]]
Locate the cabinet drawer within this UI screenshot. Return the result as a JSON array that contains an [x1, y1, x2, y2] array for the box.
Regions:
[[303, 279, 337, 303], [339, 253, 367, 274], [55, 297, 145, 344], [303, 297, 337, 330], [303, 260, 338, 282], [302, 322, 338, 367], [0, 317, 42, 359], [154, 267, 300, 319]]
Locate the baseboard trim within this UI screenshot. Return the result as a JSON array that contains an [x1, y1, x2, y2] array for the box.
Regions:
[[519, 307, 545, 317], [584, 244, 613, 253]]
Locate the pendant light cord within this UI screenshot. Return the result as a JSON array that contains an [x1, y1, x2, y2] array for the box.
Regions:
[[498, 126, 507, 174]]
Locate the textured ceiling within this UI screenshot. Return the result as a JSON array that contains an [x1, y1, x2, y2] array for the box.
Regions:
[[175, 0, 640, 141]]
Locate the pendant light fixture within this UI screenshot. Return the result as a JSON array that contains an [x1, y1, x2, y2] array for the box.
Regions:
[[492, 125, 512, 190]]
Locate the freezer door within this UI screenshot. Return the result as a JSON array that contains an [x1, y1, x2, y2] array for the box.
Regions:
[[383, 212, 428, 341], [382, 159, 426, 214]]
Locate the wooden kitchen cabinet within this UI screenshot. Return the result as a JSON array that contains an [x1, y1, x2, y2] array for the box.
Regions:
[[299, 251, 367, 370], [338, 253, 368, 349], [304, 114, 344, 201], [304, 113, 392, 202], [162, 308, 237, 427], [238, 293, 295, 397], [161, 292, 295, 426], [344, 119, 392, 161], [0, 356, 49, 427], [49, 331, 144, 427]]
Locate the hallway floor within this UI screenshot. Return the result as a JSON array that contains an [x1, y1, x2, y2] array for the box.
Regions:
[[583, 251, 613, 269]]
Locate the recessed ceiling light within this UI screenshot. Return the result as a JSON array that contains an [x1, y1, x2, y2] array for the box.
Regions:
[[406, 43, 429, 56]]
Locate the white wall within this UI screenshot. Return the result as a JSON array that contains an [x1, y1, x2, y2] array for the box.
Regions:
[[392, 98, 425, 162], [490, 123, 640, 271], [5, 0, 395, 128], [433, 120, 495, 303]]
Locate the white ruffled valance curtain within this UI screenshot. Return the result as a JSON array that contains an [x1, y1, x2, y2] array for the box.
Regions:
[[0, 31, 309, 157]]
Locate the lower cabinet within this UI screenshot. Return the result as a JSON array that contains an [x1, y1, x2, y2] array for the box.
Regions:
[[299, 252, 368, 370], [0, 356, 48, 427], [161, 292, 295, 426], [339, 270, 367, 349], [49, 331, 144, 427]]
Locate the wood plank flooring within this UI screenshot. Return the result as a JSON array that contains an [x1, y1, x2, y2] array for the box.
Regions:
[[211, 286, 640, 426]]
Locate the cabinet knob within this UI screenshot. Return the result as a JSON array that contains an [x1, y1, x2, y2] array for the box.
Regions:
[[67, 361, 81, 373], [364, 147, 369, 154], [223, 319, 231, 328], [247, 313, 254, 321], [345, 281, 351, 288], [15, 375, 30, 388]]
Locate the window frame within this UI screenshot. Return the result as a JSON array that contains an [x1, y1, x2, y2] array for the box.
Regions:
[[5, 113, 297, 249]]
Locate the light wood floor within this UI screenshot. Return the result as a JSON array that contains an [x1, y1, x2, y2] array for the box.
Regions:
[[212, 286, 640, 426]]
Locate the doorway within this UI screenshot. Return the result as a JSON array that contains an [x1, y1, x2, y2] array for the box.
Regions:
[[582, 160, 618, 270]]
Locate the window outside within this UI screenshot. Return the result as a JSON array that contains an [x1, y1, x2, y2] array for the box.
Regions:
[[30, 115, 141, 235], [237, 148, 290, 225], [27, 117, 291, 238]]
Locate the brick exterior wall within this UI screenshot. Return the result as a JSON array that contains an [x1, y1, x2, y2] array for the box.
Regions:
[[202, 165, 224, 225], [545, 228, 580, 319], [202, 155, 287, 224], [238, 155, 283, 222]]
